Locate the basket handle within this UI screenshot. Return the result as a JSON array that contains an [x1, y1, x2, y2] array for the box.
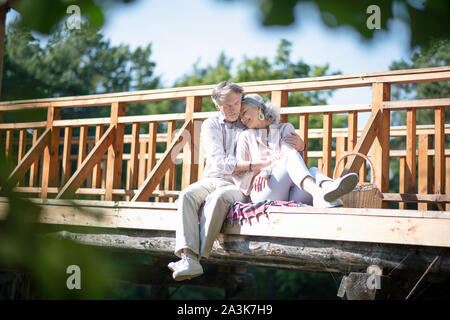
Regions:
[[333, 152, 375, 183]]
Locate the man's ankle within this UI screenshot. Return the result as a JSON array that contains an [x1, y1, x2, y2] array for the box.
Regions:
[[183, 249, 199, 261]]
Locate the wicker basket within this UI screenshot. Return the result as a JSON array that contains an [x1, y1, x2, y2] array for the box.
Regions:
[[333, 152, 383, 208]]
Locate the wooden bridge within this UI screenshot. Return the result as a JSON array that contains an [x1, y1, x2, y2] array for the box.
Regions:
[[0, 66, 450, 299]]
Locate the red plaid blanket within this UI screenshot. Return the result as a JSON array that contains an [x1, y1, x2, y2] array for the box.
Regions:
[[225, 200, 308, 226]]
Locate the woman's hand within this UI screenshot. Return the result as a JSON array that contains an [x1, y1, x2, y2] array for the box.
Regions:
[[252, 171, 270, 192]]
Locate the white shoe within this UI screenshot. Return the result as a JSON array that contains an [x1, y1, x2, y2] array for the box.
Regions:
[[323, 173, 358, 202], [313, 195, 343, 208], [168, 260, 182, 272], [172, 254, 204, 281]]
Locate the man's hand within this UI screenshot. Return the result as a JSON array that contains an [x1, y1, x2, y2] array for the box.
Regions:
[[284, 131, 305, 152]]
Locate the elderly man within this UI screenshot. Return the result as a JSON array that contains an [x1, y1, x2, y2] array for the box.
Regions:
[[169, 81, 304, 281]]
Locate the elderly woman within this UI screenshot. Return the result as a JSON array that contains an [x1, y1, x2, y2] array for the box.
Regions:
[[233, 94, 358, 207]]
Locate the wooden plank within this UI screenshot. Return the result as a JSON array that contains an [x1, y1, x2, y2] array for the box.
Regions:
[[2, 68, 449, 110], [126, 123, 140, 201], [271, 90, 288, 123], [181, 96, 202, 189], [138, 140, 147, 187], [132, 120, 191, 202], [7, 128, 51, 186], [105, 102, 126, 201], [382, 193, 450, 203], [299, 114, 309, 163], [164, 121, 177, 202], [91, 125, 104, 188], [405, 109, 417, 194], [41, 106, 61, 198], [61, 127, 72, 185], [435, 107, 445, 194], [371, 83, 390, 198], [322, 113, 332, 177], [77, 125, 88, 170], [29, 129, 40, 187], [4, 198, 450, 248], [4, 129, 12, 158], [384, 98, 450, 110], [147, 122, 157, 176], [399, 157, 406, 209], [17, 130, 27, 186], [446, 157, 450, 211], [56, 126, 115, 199], [418, 134, 432, 210], [335, 136, 346, 178], [225, 210, 450, 248]]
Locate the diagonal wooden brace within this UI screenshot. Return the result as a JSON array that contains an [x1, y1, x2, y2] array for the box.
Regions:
[[341, 109, 381, 176], [8, 128, 52, 186], [56, 125, 115, 199], [132, 120, 192, 202]]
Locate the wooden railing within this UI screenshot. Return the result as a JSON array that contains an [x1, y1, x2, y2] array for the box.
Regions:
[[0, 66, 449, 209]]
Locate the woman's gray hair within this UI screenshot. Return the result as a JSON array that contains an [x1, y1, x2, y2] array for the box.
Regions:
[[211, 81, 244, 106], [242, 93, 280, 124]]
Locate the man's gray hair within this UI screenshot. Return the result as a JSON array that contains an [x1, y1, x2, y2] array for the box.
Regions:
[[211, 81, 244, 106], [242, 93, 280, 124]]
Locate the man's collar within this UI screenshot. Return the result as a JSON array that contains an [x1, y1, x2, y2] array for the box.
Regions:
[[218, 113, 245, 129]]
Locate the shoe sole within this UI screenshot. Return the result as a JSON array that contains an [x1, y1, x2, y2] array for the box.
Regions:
[[173, 271, 204, 282], [323, 173, 358, 203]]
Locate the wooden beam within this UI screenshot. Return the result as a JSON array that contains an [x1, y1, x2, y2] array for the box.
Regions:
[[2, 67, 449, 111], [341, 109, 381, 176], [418, 134, 433, 210], [132, 120, 191, 202], [7, 128, 51, 186], [322, 113, 332, 176], [105, 102, 126, 201], [299, 114, 308, 163], [405, 109, 417, 194], [371, 83, 390, 196], [181, 96, 202, 189], [41, 106, 61, 198], [126, 123, 140, 201], [28, 129, 40, 187], [435, 107, 445, 194], [61, 127, 72, 185], [56, 126, 115, 199], [382, 193, 450, 203], [271, 90, 288, 123], [2, 198, 450, 250]]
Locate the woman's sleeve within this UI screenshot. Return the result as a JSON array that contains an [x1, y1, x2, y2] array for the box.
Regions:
[[280, 123, 298, 153], [232, 132, 253, 196]]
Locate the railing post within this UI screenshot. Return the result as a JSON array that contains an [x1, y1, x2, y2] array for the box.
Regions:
[[41, 104, 60, 199], [181, 96, 202, 190], [405, 108, 416, 199], [271, 90, 288, 123], [299, 114, 309, 163], [371, 82, 390, 206], [105, 101, 126, 201], [322, 112, 332, 177], [434, 107, 445, 195]]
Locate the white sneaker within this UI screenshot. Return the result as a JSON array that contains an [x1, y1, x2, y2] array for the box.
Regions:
[[313, 195, 343, 208], [172, 254, 204, 281], [323, 173, 358, 202], [168, 260, 183, 272]]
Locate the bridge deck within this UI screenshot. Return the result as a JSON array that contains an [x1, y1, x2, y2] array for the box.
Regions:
[[1, 198, 448, 276]]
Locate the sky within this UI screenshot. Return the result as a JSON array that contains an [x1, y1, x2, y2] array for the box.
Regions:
[[6, 0, 413, 125]]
